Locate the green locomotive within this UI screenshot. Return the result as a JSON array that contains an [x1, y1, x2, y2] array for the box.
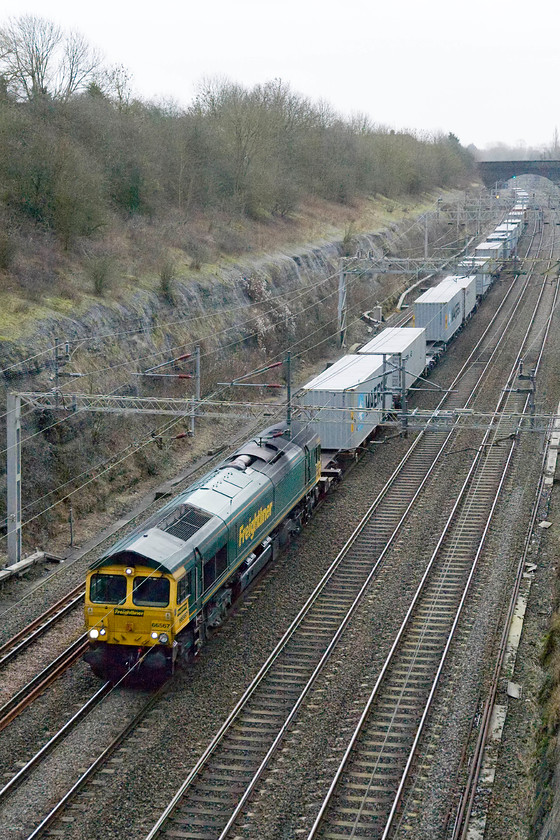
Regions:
[[84, 424, 321, 681]]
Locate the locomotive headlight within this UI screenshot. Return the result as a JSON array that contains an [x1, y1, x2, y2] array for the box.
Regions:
[[99, 628, 107, 636], [158, 633, 169, 644], [151, 631, 159, 640], [125, 567, 134, 576], [89, 629, 99, 639]]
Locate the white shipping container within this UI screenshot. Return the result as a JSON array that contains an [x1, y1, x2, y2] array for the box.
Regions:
[[503, 215, 524, 230], [294, 354, 386, 450], [447, 275, 477, 318], [413, 279, 464, 343], [487, 231, 513, 256], [511, 203, 527, 216], [457, 257, 493, 296], [358, 327, 426, 392], [475, 240, 504, 259], [489, 223, 520, 255]]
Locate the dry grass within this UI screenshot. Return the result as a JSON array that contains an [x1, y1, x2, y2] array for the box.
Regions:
[[0, 193, 444, 341]]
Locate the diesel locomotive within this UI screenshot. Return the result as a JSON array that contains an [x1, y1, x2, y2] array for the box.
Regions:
[[84, 423, 321, 681]]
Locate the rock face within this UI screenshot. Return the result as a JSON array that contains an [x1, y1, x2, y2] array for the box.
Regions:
[[0, 223, 416, 553]]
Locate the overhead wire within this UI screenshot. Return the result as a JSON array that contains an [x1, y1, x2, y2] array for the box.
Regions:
[[4, 275, 379, 530], [2, 201, 514, 538]]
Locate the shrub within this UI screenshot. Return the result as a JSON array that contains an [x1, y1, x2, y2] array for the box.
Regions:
[[342, 221, 357, 256], [159, 258, 176, 303], [88, 255, 115, 296], [0, 233, 15, 270], [183, 236, 211, 270]]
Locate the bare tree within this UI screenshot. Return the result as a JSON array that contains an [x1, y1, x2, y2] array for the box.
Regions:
[[0, 14, 100, 101], [101, 63, 133, 110], [57, 30, 100, 101], [551, 127, 560, 159]]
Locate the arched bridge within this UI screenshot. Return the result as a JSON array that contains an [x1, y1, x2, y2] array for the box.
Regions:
[[478, 160, 560, 188]]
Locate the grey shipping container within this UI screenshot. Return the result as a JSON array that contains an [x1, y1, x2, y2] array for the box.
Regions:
[[447, 275, 477, 318], [457, 257, 493, 296], [474, 240, 504, 273], [413, 279, 464, 343], [293, 354, 386, 450]]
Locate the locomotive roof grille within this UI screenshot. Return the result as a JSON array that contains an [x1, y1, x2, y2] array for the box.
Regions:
[[159, 504, 212, 542]]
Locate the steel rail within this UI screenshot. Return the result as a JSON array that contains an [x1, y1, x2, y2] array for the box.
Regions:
[[452, 450, 549, 840], [212, 219, 544, 840], [0, 587, 85, 669], [0, 681, 112, 804], [307, 411, 519, 840], [25, 681, 169, 840], [0, 635, 88, 732], [392, 224, 559, 839], [449, 232, 559, 840]]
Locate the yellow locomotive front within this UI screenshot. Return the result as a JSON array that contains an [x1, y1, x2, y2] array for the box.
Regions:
[[84, 563, 182, 680]]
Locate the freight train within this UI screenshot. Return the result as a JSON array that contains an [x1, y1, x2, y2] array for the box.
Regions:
[[84, 190, 529, 682]]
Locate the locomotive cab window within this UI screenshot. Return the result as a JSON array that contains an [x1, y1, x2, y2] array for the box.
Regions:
[[203, 546, 228, 591], [132, 576, 170, 607], [177, 570, 194, 604], [90, 573, 127, 605]]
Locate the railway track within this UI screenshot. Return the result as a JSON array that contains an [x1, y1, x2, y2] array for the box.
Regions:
[[0, 209, 541, 840], [446, 230, 560, 840], [21, 683, 167, 840], [0, 636, 88, 733], [0, 675, 166, 840], [0, 585, 84, 669], [135, 223, 547, 840], [0, 681, 111, 806], [307, 222, 558, 840]]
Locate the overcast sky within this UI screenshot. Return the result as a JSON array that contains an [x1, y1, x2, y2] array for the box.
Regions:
[[3, 0, 557, 150]]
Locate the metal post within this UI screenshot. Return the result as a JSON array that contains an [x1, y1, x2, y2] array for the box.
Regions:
[[54, 337, 60, 409], [191, 345, 201, 436], [285, 352, 292, 439], [69, 502, 74, 547], [7, 393, 22, 565], [400, 353, 408, 436], [381, 354, 387, 412], [424, 214, 429, 258], [477, 195, 481, 234], [338, 262, 347, 349]]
